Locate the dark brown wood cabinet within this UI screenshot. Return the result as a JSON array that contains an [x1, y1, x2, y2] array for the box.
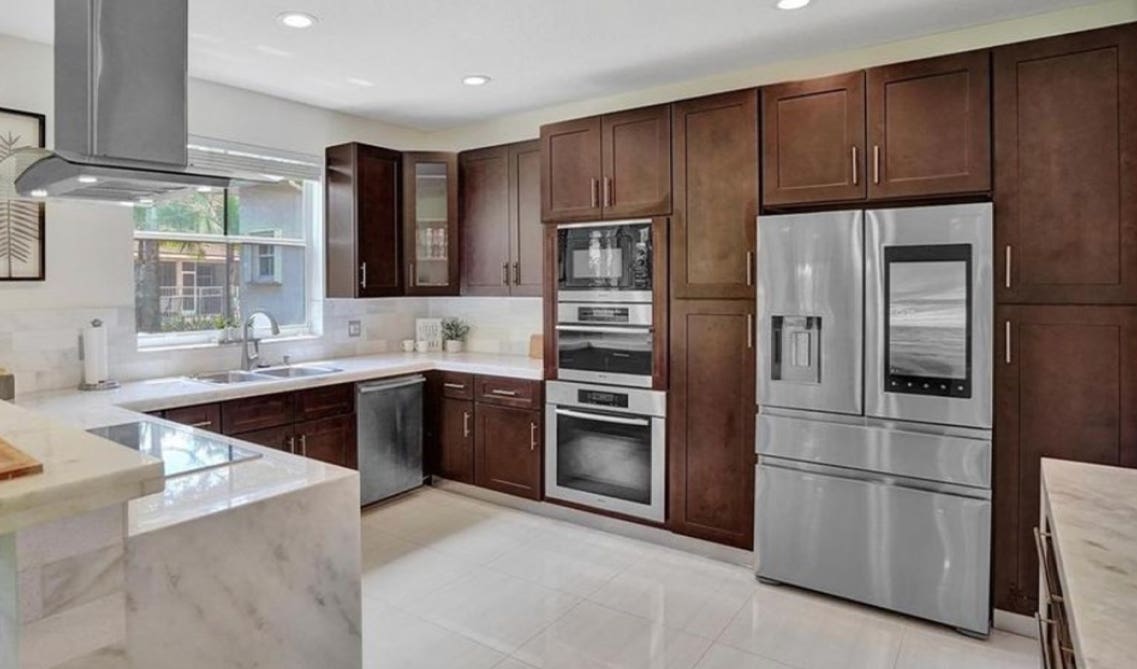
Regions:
[[541, 105, 671, 222], [762, 72, 866, 207], [163, 403, 221, 432], [994, 305, 1137, 613], [294, 383, 354, 422], [668, 300, 756, 549], [326, 142, 403, 298], [475, 404, 542, 500], [221, 392, 294, 435], [994, 25, 1137, 305], [459, 141, 543, 296], [295, 414, 356, 469], [867, 51, 991, 200], [671, 89, 758, 300], [438, 397, 475, 483], [403, 152, 460, 296], [233, 424, 295, 454]]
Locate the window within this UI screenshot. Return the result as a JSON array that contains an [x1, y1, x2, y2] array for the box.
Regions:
[[133, 138, 321, 346]]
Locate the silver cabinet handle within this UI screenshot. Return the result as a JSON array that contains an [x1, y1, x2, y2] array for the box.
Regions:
[[873, 145, 881, 184], [443, 382, 466, 390], [603, 177, 612, 207], [513, 261, 521, 286], [529, 422, 538, 451], [360, 262, 368, 289], [287, 435, 296, 454], [409, 262, 416, 288], [490, 389, 518, 397], [851, 146, 859, 185], [299, 434, 308, 457], [502, 262, 509, 286], [1005, 245, 1012, 289], [746, 251, 754, 287], [555, 408, 650, 427], [190, 420, 213, 429], [1005, 321, 1012, 365], [747, 314, 754, 349], [463, 411, 471, 439], [590, 178, 599, 208]]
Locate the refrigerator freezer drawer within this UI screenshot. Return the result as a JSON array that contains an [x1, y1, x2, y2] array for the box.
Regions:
[[756, 461, 991, 635]]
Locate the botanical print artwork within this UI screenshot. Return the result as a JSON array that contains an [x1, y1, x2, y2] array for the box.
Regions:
[[0, 108, 45, 280]]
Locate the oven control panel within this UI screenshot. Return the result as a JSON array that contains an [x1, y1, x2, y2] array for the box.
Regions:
[[577, 389, 630, 408]]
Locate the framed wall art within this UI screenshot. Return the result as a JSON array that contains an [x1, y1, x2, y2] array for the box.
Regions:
[[0, 106, 46, 281]]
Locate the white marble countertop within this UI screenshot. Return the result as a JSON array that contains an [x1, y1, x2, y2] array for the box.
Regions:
[[12, 351, 542, 536], [1042, 458, 1137, 669]]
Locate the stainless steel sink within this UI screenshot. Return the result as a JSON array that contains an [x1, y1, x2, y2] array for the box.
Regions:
[[191, 370, 271, 385], [255, 365, 342, 379]]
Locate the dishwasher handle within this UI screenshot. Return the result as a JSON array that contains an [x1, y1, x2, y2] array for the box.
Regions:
[[358, 375, 427, 394]]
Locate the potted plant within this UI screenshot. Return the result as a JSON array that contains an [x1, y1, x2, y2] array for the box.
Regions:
[[441, 318, 470, 353]]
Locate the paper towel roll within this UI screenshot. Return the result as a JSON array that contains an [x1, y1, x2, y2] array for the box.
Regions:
[[82, 320, 109, 385]]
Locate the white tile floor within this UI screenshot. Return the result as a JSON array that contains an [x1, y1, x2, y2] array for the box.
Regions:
[[361, 487, 1038, 669]]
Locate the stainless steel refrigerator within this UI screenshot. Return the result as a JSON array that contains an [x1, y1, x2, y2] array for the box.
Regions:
[[754, 203, 993, 636]]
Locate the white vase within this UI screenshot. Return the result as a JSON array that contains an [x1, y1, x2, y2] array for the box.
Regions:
[[445, 340, 463, 353]]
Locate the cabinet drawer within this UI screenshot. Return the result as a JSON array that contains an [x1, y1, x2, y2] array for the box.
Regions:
[[441, 372, 474, 400], [233, 425, 295, 454], [221, 392, 294, 435], [163, 403, 221, 433], [475, 375, 540, 409], [295, 383, 354, 422]]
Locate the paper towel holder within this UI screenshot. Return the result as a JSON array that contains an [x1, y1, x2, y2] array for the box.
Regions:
[[79, 319, 121, 391]]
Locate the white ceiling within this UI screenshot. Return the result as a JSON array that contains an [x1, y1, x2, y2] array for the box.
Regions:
[[0, 0, 1102, 130]]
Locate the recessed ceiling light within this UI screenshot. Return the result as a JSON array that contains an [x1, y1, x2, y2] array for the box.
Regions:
[[462, 75, 491, 87], [347, 77, 375, 87], [77, 175, 98, 184], [776, 0, 811, 9], [277, 12, 317, 29], [29, 189, 47, 198]]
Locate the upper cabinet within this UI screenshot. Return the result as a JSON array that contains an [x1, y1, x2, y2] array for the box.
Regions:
[[994, 25, 1137, 305], [403, 152, 459, 296], [762, 72, 866, 207], [460, 140, 544, 296], [541, 104, 671, 222], [672, 89, 759, 300], [761, 53, 991, 208], [325, 143, 403, 298]]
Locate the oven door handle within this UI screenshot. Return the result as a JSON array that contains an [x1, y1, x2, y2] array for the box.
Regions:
[[555, 325, 653, 335], [555, 408, 650, 427]]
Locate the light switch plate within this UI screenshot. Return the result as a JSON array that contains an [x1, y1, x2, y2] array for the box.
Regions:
[[348, 320, 362, 337]]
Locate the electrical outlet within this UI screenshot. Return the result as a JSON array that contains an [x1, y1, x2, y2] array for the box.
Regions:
[[348, 320, 362, 338]]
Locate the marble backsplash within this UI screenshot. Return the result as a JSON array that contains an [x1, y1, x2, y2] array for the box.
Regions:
[[0, 297, 542, 395]]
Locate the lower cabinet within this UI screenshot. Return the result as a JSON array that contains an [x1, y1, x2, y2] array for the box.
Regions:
[[438, 397, 475, 483], [233, 424, 295, 453], [162, 403, 221, 432], [668, 299, 757, 549], [475, 404, 543, 500], [296, 415, 356, 469]]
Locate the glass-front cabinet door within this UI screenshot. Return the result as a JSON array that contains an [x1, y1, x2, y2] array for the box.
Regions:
[[403, 152, 459, 295]]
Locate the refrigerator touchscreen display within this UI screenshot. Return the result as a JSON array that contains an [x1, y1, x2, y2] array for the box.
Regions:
[[885, 245, 972, 398]]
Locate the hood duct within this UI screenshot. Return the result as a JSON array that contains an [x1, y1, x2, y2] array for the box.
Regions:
[[0, 0, 263, 203]]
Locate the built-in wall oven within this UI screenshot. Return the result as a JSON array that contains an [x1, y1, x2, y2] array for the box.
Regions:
[[545, 380, 666, 522]]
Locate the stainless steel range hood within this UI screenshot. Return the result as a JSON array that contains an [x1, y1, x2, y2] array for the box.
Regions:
[[1, 0, 256, 203]]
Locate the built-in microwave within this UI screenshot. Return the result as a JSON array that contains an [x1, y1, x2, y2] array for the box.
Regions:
[[557, 220, 652, 303]]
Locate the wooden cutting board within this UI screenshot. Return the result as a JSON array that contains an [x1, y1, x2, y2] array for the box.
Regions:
[[0, 436, 43, 481]]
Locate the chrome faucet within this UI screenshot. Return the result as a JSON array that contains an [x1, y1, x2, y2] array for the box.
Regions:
[[241, 310, 280, 371]]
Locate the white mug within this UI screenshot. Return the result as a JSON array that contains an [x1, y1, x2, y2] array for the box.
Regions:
[[401, 339, 415, 353], [415, 340, 430, 353]]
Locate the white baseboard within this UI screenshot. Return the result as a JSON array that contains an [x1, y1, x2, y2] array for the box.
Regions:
[[429, 477, 755, 568], [994, 608, 1037, 638]]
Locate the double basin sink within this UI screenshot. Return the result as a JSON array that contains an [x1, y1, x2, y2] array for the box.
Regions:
[[189, 365, 343, 385]]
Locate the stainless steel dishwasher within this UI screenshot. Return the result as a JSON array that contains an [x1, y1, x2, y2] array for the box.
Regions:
[[356, 375, 425, 506]]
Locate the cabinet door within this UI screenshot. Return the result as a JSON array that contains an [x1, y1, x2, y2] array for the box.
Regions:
[[540, 116, 603, 222], [221, 392, 294, 435], [460, 146, 511, 295], [509, 140, 544, 296], [994, 305, 1137, 613], [668, 300, 756, 549], [404, 152, 459, 296], [294, 383, 354, 422], [438, 398, 474, 483], [233, 425, 295, 454], [995, 25, 1137, 304], [762, 72, 866, 207], [295, 414, 356, 469], [867, 51, 991, 200], [163, 403, 221, 432], [358, 145, 403, 297], [475, 404, 542, 500], [600, 105, 672, 218], [672, 89, 758, 300]]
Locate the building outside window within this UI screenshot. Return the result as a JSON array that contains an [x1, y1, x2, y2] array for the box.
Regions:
[[133, 138, 321, 347]]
